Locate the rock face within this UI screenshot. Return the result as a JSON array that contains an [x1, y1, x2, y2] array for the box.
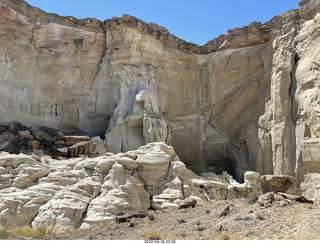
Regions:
[[0, 142, 261, 231], [0, 0, 320, 197]]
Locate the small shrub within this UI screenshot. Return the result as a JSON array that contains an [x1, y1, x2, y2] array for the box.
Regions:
[[17, 229, 22, 236], [9, 225, 50, 239], [10, 226, 35, 239], [46, 225, 58, 237], [196, 220, 201, 226], [220, 230, 229, 240], [36, 226, 47, 238], [10, 226, 26, 239], [0, 228, 9, 239], [145, 231, 162, 240], [206, 209, 211, 214]]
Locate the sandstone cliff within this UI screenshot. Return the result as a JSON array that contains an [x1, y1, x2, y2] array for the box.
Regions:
[[1, 0, 320, 194]]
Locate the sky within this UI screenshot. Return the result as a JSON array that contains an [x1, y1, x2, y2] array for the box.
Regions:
[[26, 0, 301, 45]]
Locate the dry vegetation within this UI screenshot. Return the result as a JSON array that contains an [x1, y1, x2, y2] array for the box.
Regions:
[[1, 197, 320, 240], [0, 225, 57, 240]]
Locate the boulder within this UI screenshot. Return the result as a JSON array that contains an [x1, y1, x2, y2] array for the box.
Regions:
[[276, 192, 313, 204], [115, 156, 138, 170], [54, 136, 90, 147], [244, 171, 262, 198], [68, 141, 97, 157], [135, 143, 173, 187], [260, 175, 296, 193], [79, 163, 150, 229], [94, 157, 115, 174], [30, 126, 64, 147], [0, 131, 15, 152], [0, 186, 57, 228], [178, 199, 197, 209], [203, 181, 229, 200], [32, 176, 102, 231]]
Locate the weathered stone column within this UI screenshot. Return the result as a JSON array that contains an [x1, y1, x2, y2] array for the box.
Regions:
[[270, 28, 297, 176]]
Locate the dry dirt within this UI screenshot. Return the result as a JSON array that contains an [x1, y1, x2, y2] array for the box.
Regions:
[[21, 194, 320, 240]]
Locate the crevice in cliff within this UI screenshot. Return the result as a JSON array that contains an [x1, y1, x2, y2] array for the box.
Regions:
[[289, 53, 300, 126], [89, 22, 107, 90], [208, 106, 215, 129], [76, 200, 91, 229], [76, 67, 88, 85], [30, 10, 41, 45], [72, 202, 92, 229], [225, 158, 239, 182], [199, 115, 206, 173], [76, 185, 102, 229], [30, 10, 45, 85]]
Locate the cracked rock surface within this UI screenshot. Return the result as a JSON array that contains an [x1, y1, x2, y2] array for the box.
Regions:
[[0, 142, 262, 231]]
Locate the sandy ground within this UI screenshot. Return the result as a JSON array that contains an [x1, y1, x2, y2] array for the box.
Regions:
[[45, 195, 320, 240]]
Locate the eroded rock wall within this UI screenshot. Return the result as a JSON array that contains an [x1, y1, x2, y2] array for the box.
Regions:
[[1, 0, 320, 189]]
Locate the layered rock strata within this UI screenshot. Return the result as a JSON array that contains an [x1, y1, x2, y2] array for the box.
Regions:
[[0, 0, 320, 198], [0, 142, 262, 231]]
